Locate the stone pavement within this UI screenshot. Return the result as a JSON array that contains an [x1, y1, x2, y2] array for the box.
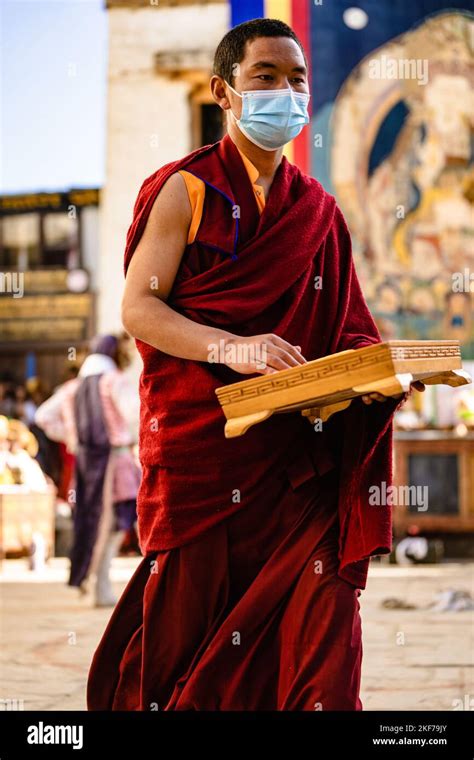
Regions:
[[0, 557, 472, 711]]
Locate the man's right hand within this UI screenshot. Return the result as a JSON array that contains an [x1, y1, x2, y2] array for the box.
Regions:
[[221, 334, 307, 375]]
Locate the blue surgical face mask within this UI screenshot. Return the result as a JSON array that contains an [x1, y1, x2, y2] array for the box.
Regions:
[[226, 82, 310, 151]]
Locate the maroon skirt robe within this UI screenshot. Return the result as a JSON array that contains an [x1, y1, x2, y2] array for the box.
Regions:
[[87, 134, 403, 711]]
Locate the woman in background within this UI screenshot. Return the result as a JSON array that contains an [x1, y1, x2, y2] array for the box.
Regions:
[[35, 333, 140, 606]]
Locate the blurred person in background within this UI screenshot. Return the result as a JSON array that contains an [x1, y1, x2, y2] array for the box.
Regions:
[[16, 377, 47, 426], [25, 378, 63, 488], [0, 376, 61, 487], [56, 366, 80, 503], [0, 415, 48, 490], [0, 380, 18, 418], [35, 333, 140, 607]]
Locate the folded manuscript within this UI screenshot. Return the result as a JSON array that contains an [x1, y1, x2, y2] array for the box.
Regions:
[[215, 340, 471, 438]]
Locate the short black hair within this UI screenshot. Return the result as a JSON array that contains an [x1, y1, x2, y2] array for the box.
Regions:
[[213, 18, 307, 86]]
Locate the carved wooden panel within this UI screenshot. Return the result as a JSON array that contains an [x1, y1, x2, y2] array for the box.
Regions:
[[215, 340, 472, 438]]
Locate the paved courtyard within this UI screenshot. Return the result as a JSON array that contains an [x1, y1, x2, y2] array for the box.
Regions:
[[1, 557, 473, 711]]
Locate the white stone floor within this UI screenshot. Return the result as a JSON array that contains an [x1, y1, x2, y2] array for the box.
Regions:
[[0, 557, 473, 711]]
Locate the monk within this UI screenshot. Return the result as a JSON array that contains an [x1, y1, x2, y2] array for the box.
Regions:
[[87, 18, 423, 711]]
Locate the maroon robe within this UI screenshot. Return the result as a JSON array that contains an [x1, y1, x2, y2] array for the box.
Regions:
[[87, 134, 404, 711]]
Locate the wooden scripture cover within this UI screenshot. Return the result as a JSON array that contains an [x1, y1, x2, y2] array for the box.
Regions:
[[215, 340, 472, 438]]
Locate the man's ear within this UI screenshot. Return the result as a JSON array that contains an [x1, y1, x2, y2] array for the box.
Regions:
[[210, 75, 231, 111]]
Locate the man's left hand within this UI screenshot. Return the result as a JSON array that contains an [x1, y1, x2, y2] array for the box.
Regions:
[[361, 380, 425, 405]]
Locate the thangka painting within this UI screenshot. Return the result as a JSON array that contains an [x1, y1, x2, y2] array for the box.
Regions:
[[310, 3, 473, 357]]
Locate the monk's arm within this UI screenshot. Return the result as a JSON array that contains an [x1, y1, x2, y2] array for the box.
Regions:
[[121, 173, 305, 374], [122, 174, 234, 363]]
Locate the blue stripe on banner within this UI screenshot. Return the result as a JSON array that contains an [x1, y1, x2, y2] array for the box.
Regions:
[[230, 0, 265, 28], [25, 352, 37, 380]]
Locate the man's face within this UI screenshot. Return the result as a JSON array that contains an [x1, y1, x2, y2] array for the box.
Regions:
[[223, 36, 309, 119]]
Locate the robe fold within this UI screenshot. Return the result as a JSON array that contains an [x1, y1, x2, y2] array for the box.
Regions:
[[87, 133, 403, 711]]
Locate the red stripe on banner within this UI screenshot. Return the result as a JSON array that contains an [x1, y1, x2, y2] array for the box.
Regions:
[[291, 0, 311, 174]]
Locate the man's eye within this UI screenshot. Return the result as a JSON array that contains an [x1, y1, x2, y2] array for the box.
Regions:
[[291, 78, 305, 84], [256, 75, 274, 81]]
